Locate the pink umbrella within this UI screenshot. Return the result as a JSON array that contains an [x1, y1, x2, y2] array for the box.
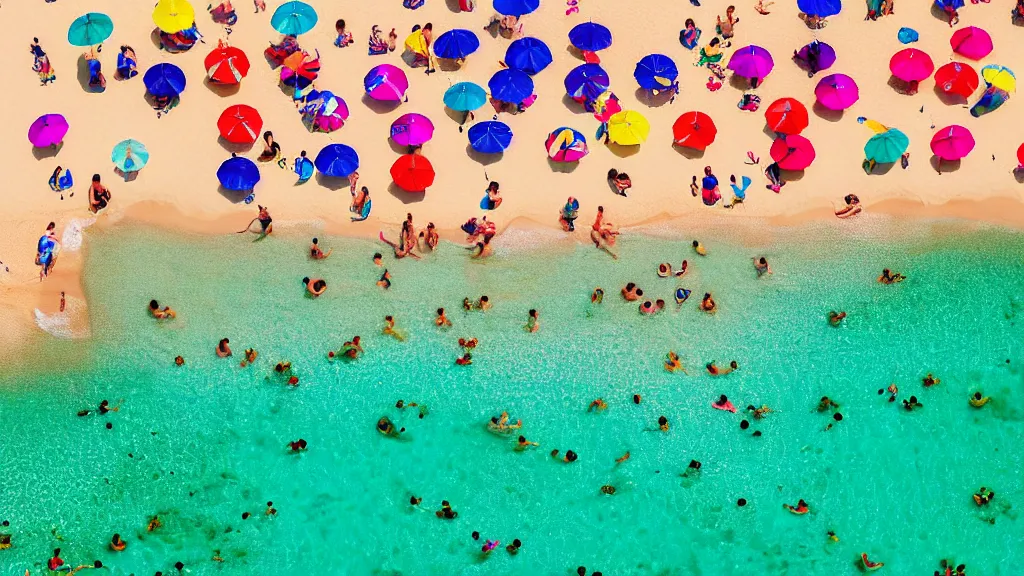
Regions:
[[950, 26, 993, 60], [930, 125, 975, 160], [390, 113, 434, 147], [889, 48, 934, 82], [364, 64, 408, 101], [814, 74, 859, 110], [770, 135, 816, 170], [28, 114, 69, 147]]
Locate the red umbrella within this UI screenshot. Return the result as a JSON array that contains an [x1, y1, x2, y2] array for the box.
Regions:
[[934, 62, 979, 99], [672, 111, 717, 150], [764, 97, 808, 135], [205, 45, 251, 84], [1017, 143, 1024, 167], [770, 135, 816, 170], [930, 125, 974, 161], [889, 48, 934, 82], [390, 153, 435, 191], [218, 105, 263, 144]]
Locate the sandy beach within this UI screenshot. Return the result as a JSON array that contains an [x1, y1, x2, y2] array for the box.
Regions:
[[4, 0, 1024, 359]]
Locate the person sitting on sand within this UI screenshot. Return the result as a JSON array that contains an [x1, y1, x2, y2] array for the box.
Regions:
[[350, 185, 368, 215], [258, 131, 286, 169], [334, 19, 354, 47], [665, 351, 687, 373], [607, 169, 632, 196], [89, 175, 111, 214], [712, 394, 736, 412], [878, 268, 906, 284], [680, 18, 701, 50], [783, 499, 809, 515], [484, 181, 503, 209], [922, 373, 940, 387], [550, 449, 578, 463], [84, 48, 106, 91], [716, 5, 739, 42], [700, 292, 717, 313], [216, 338, 232, 357], [525, 309, 539, 332], [383, 315, 405, 341], [835, 194, 861, 218], [754, 257, 772, 276], [969, 391, 990, 408], [303, 276, 327, 297], [707, 360, 738, 375], [435, 307, 452, 327], [368, 25, 398, 56], [621, 283, 643, 301], [828, 311, 847, 326], [559, 197, 579, 232], [755, 0, 774, 13], [149, 299, 176, 319], [310, 238, 332, 259]]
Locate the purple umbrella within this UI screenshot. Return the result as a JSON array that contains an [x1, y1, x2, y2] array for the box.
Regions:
[[815, 73, 859, 110], [793, 40, 836, 76], [390, 113, 434, 147], [727, 45, 774, 79], [364, 64, 408, 101], [28, 114, 69, 147]]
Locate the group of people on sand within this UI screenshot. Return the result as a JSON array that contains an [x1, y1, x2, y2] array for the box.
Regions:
[[380, 213, 438, 260]]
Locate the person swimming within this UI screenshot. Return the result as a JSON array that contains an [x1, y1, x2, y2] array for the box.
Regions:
[[382, 315, 405, 341], [639, 299, 665, 314], [149, 299, 177, 319], [707, 360, 738, 375], [515, 435, 539, 451], [303, 276, 327, 297], [817, 396, 839, 412], [783, 499, 809, 515], [487, 411, 521, 432], [377, 270, 392, 289], [525, 309, 539, 332], [674, 288, 692, 306], [665, 351, 685, 373], [216, 338, 232, 357], [240, 348, 258, 367], [700, 292, 717, 313], [435, 307, 452, 327], [377, 416, 404, 437], [878, 268, 906, 284], [310, 237, 332, 259], [828, 311, 847, 326], [550, 449, 578, 463], [591, 288, 604, 303], [747, 404, 772, 419], [657, 415, 670, 432], [109, 533, 126, 552], [922, 373, 940, 387], [902, 395, 923, 411], [435, 500, 457, 519], [476, 295, 491, 311], [753, 257, 772, 276], [972, 487, 994, 506], [588, 398, 607, 411], [969, 391, 990, 407], [712, 394, 736, 412], [621, 283, 643, 301], [288, 439, 308, 452], [692, 240, 707, 256], [341, 336, 363, 359]]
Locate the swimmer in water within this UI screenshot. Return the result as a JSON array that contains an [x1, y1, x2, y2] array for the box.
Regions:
[[712, 394, 736, 412], [377, 269, 392, 289], [692, 240, 707, 256], [216, 338, 232, 358], [487, 412, 521, 431], [377, 416, 404, 437], [550, 449, 578, 463], [664, 351, 687, 373], [828, 311, 847, 326], [621, 283, 643, 302], [969, 391, 990, 407], [506, 538, 522, 555], [700, 292, 717, 313], [747, 404, 772, 419], [240, 347, 258, 367], [877, 268, 906, 284], [706, 360, 738, 376], [288, 439, 308, 452], [149, 300, 177, 319], [309, 237, 332, 259], [753, 257, 772, 276], [877, 383, 899, 403], [588, 398, 608, 411], [109, 533, 126, 552], [639, 299, 665, 315], [372, 252, 383, 266], [616, 451, 631, 464], [456, 352, 473, 365], [972, 487, 994, 506], [783, 499, 809, 515], [901, 395, 923, 411], [303, 277, 327, 297], [922, 373, 940, 387], [591, 288, 604, 303], [435, 307, 452, 327], [382, 315, 405, 341], [515, 435, 539, 451], [657, 415, 670, 431], [600, 485, 616, 495], [474, 295, 491, 311], [817, 396, 839, 412], [525, 309, 539, 332], [175, 355, 185, 366], [435, 500, 457, 519]]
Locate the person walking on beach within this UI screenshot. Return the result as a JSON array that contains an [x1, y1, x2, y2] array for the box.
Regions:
[[590, 206, 618, 259]]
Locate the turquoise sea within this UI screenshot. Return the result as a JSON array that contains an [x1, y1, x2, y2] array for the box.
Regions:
[[2, 220, 1023, 575]]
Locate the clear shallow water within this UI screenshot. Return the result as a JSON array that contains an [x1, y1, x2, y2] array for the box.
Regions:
[[2, 221, 1024, 575]]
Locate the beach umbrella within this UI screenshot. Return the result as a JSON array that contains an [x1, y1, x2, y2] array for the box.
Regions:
[[301, 90, 349, 132], [364, 64, 408, 101], [468, 121, 513, 154], [770, 135, 816, 170], [930, 125, 974, 160], [971, 85, 1010, 117], [390, 154, 435, 191], [569, 22, 613, 52], [606, 110, 650, 146], [764, 98, 808, 135], [797, 0, 842, 17], [217, 105, 262, 144], [143, 63, 186, 97], [493, 0, 540, 16], [794, 40, 836, 75], [390, 113, 434, 147], [111, 139, 149, 173], [315, 144, 359, 177], [28, 114, 69, 148], [951, 26, 992, 60], [727, 45, 774, 79], [564, 63, 610, 101], [271, 1, 318, 35], [433, 29, 480, 60], [488, 69, 534, 103], [67, 13, 114, 46], [889, 48, 934, 82], [981, 65, 1015, 92], [545, 127, 588, 163], [505, 37, 552, 75], [935, 0, 965, 11], [864, 129, 909, 163], [634, 54, 679, 91], [205, 45, 250, 84], [152, 0, 195, 34], [217, 156, 260, 191], [934, 62, 979, 98], [815, 74, 859, 110], [1016, 143, 1024, 167], [672, 111, 717, 150], [443, 82, 487, 111]]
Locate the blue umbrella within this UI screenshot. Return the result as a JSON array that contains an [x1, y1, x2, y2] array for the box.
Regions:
[[564, 63, 610, 101], [935, 0, 964, 10], [433, 29, 480, 60], [444, 82, 488, 111], [505, 37, 553, 75], [217, 156, 260, 191], [143, 63, 186, 97], [468, 121, 513, 154], [271, 1, 318, 36], [493, 0, 540, 16], [634, 54, 679, 90], [488, 69, 533, 104], [797, 0, 842, 17], [569, 22, 612, 52], [314, 144, 359, 177]]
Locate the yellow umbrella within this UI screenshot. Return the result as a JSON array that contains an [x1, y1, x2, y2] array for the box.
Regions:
[[861, 119, 889, 134], [607, 110, 650, 146], [152, 0, 195, 34], [981, 65, 1016, 93]]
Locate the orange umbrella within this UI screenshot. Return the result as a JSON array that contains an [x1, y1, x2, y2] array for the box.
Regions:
[[390, 153, 435, 191], [671, 112, 716, 150]]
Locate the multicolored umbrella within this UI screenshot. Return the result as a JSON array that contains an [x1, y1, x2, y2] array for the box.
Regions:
[[770, 135, 816, 170], [468, 121, 513, 154], [569, 22, 613, 52], [271, 1, 318, 36], [798, 0, 842, 17], [152, 0, 195, 34], [315, 144, 359, 177], [111, 139, 149, 173], [889, 48, 934, 82], [390, 113, 434, 147], [364, 64, 408, 101], [981, 65, 1015, 92], [217, 156, 260, 191], [218, 105, 262, 144], [493, 0, 540, 16], [67, 13, 114, 46], [143, 63, 187, 97], [433, 29, 480, 60], [545, 127, 588, 162], [505, 37, 552, 75], [930, 125, 974, 160], [672, 111, 716, 150], [488, 68, 534, 103], [28, 114, 69, 147], [815, 74, 859, 110], [606, 110, 650, 146], [634, 54, 678, 91], [727, 45, 774, 79], [390, 153, 435, 191], [564, 63, 610, 101], [935, 0, 964, 9], [205, 45, 250, 84], [764, 98, 808, 134], [970, 86, 1010, 118], [443, 82, 487, 111], [301, 90, 348, 133], [950, 26, 992, 60], [934, 62, 979, 98], [864, 128, 909, 163]]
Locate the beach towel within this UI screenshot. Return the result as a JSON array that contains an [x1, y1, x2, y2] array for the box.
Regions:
[[696, 47, 723, 66], [730, 176, 752, 200], [737, 93, 761, 111]]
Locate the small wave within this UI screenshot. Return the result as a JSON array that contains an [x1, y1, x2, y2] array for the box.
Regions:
[[61, 217, 96, 252], [33, 297, 88, 339]]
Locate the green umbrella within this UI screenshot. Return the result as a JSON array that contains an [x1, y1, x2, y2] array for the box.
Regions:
[[864, 128, 909, 163], [68, 13, 114, 46]]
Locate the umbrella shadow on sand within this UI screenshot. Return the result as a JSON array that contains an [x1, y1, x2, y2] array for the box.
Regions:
[[32, 143, 63, 160], [929, 3, 952, 23], [76, 56, 105, 94], [779, 169, 807, 183], [606, 142, 640, 158], [634, 87, 674, 108], [387, 183, 425, 204], [673, 146, 705, 160], [930, 156, 962, 174], [389, 140, 416, 155], [204, 78, 241, 98], [864, 161, 897, 176], [443, 0, 463, 12], [812, 101, 844, 123], [315, 173, 353, 191], [362, 94, 404, 115], [437, 58, 464, 73], [932, 85, 969, 106], [217, 186, 251, 204], [561, 94, 588, 114], [547, 159, 580, 173], [467, 145, 503, 165], [113, 168, 139, 182], [886, 75, 918, 95], [218, 137, 255, 155], [728, 75, 756, 92]]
